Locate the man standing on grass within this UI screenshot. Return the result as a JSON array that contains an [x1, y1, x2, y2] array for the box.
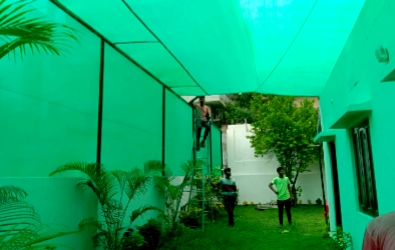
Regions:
[[269, 167, 294, 228], [211, 168, 238, 227]]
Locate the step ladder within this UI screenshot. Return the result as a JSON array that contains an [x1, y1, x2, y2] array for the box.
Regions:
[[183, 159, 215, 231], [175, 108, 215, 231]]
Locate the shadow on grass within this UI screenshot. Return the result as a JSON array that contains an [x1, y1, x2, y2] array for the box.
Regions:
[[160, 205, 333, 250]]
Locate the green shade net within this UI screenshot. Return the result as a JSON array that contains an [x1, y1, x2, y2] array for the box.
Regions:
[[0, 3, 100, 177], [101, 44, 163, 170], [55, 0, 365, 96], [98, 43, 165, 222], [211, 126, 222, 169], [165, 89, 193, 175]]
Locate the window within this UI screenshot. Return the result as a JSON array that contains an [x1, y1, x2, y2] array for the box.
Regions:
[[352, 120, 378, 217]]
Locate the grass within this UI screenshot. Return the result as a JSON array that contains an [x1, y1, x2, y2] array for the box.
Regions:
[[160, 205, 331, 250]]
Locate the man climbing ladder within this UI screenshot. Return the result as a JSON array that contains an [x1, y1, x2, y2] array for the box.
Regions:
[[192, 96, 211, 151]]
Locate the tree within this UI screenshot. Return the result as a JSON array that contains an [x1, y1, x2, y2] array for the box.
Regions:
[[0, 0, 78, 60], [223, 93, 255, 125], [248, 95, 318, 203]]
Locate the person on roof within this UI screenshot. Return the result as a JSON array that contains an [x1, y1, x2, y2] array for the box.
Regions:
[[362, 212, 395, 250], [192, 96, 211, 150]]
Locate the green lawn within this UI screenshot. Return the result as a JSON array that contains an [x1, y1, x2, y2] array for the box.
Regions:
[[160, 205, 331, 250]]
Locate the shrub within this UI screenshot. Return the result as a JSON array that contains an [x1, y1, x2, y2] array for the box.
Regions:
[[136, 218, 163, 249]]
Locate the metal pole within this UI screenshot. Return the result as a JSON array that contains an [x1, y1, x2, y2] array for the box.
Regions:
[[96, 39, 105, 166], [161, 85, 166, 175], [202, 171, 205, 231], [192, 108, 196, 163], [209, 125, 213, 171]]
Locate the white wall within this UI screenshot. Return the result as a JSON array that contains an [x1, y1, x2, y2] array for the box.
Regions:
[[182, 95, 230, 106], [227, 124, 327, 204]]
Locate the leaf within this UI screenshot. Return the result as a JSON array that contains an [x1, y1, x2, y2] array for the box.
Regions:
[[51, 162, 117, 206], [0, 194, 77, 249], [123, 168, 149, 201], [21, 229, 78, 247], [0, 0, 79, 60], [143, 160, 163, 176], [0, 186, 28, 204], [130, 205, 163, 225], [78, 217, 103, 231]]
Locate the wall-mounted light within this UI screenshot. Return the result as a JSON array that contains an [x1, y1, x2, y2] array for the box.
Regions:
[[375, 46, 389, 63]]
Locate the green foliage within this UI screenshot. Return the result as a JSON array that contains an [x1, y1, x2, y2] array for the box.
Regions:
[[248, 95, 318, 187], [225, 103, 253, 124], [159, 222, 192, 250], [224, 93, 255, 124], [316, 198, 323, 205], [0, 185, 78, 249], [179, 208, 201, 228], [233, 93, 254, 108], [322, 223, 330, 238], [325, 227, 352, 250], [296, 186, 303, 198], [209, 166, 226, 206], [121, 229, 146, 250], [136, 218, 163, 249], [0, 0, 78, 60], [189, 165, 228, 224], [154, 160, 202, 229], [50, 161, 164, 250], [210, 166, 222, 184], [159, 223, 193, 250]]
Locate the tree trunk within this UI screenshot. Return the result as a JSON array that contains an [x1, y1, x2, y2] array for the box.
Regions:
[[291, 185, 297, 207], [291, 169, 300, 207]]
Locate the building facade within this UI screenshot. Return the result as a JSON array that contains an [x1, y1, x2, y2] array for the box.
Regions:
[[315, 0, 395, 248]]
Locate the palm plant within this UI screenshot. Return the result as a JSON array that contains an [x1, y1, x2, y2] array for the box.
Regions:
[[0, 185, 78, 249], [154, 160, 195, 227], [154, 160, 215, 231], [0, 0, 78, 60], [49, 161, 164, 250]]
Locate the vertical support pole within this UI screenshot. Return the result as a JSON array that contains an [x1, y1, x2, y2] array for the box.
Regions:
[[96, 39, 105, 165], [220, 129, 223, 168], [162, 86, 166, 175], [209, 125, 213, 171], [318, 143, 328, 225], [192, 108, 196, 163], [202, 170, 205, 231]]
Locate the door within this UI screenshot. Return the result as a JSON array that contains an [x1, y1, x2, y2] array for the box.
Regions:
[[329, 141, 342, 227]]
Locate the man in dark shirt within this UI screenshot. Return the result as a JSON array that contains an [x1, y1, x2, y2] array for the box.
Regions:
[[211, 168, 238, 227]]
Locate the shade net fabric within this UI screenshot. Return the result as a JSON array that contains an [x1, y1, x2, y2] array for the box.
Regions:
[[211, 126, 222, 169], [51, 0, 365, 97]]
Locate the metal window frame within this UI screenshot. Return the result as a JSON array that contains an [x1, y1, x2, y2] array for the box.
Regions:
[[352, 121, 378, 217]]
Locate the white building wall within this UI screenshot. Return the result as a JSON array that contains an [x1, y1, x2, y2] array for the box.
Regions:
[[227, 124, 327, 205]]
